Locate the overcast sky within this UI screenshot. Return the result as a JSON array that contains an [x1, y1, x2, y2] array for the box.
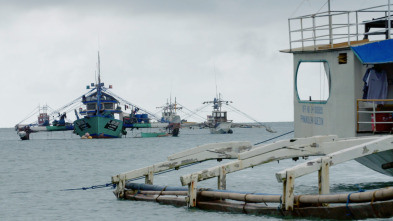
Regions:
[[0, 0, 387, 127]]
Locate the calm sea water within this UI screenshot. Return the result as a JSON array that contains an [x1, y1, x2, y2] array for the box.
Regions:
[[1, 122, 392, 220]]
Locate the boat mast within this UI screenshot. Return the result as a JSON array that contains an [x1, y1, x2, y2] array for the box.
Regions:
[[96, 52, 102, 116]]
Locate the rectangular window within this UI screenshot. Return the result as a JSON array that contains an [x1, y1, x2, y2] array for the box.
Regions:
[[87, 103, 96, 110]]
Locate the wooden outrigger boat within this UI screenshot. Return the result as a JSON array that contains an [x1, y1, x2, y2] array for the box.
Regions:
[[111, 1, 393, 219], [15, 105, 74, 140]]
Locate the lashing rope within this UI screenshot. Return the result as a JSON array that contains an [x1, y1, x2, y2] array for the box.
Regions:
[[346, 185, 365, 217]]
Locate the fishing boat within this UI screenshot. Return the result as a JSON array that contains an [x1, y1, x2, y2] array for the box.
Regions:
[[156, 98, 181, 136], [15, 105, 74, 140], [203, 94, 233, 134], [111, 1, 393, 219], [73, 53, 124, 138]]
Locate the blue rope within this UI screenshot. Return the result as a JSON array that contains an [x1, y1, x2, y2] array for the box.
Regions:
[[278, 195, 282, 210], [346, 193, 354, 218], [61, 182, 116, 191], [346, 185, 365, 217], [254, 130, 294, 146]]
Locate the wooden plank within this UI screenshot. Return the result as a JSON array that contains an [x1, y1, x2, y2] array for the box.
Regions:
[[318, 157, 330, 195], [168, 141, 252, 160], [113, 141, 253, 187], [181, 136, 378, 186], [276, 136, 393, 182], [317, 39, 369, 50], [239, 135, 337, 160]]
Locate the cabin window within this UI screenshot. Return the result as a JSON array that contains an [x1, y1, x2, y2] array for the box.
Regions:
[[87, 103, 96, 110], [104, 103, 114, 110], [296, 61, 330, 103]]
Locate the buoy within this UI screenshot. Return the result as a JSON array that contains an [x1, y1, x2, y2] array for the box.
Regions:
[[81, 132, 91, 139]]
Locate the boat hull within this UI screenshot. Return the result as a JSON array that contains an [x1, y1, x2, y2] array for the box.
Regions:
[[74, 116, 123, 138], [356, 149, 393, 176], [210, 122, 233, 134], [141, 132, 168, 138]]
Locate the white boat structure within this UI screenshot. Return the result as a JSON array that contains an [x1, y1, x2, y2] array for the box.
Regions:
[[156, 98, 182, 136], [203, 94, 233, 134], [111, 2, 393, 219]]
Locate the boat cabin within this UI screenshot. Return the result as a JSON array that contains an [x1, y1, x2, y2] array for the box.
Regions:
[[159, 101, 182, 124], [211, 110, 228, 123], [283, 4, 393, 138], [80, 92, 121, 116]]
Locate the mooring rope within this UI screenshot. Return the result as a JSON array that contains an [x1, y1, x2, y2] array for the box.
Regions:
[[254, 130, 294, 146], [61, 183, 115, 191]]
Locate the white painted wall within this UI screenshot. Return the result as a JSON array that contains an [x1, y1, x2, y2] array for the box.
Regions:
[[293, 49, 357, 138]]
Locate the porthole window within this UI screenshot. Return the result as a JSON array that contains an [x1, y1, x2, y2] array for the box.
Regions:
[[296, 61, 330, 103]]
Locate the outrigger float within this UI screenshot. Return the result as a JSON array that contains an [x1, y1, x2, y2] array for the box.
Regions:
[[111, 2, 393, 219]]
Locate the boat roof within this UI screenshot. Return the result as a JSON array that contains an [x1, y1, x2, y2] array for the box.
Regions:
[[280, 39, 373, 53], [282, 4, 393, 54], [85, 91, 118, 101]]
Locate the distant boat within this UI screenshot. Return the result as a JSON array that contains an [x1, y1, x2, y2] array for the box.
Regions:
[[73, 52, 124, 139], [15, 105, 74, 140], [141, 132, 169, 138], [156, 98, 181, 136], [203, 94, 233, 134]]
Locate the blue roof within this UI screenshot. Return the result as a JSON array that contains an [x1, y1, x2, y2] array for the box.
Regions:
[[351, 39, 393, 64]]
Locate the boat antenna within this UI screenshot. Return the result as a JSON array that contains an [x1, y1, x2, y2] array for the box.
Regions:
[[96, 51, 102, 115], [175, 97, 177, 112], [97, 51, 101, 86], [214, 64, 218, 99]]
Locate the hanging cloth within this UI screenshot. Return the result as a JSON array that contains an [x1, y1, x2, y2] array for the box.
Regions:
[[366, 68, 388, 104], [362, 68, 372, 99]]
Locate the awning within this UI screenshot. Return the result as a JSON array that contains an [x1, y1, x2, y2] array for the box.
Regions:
[[351, 39, 393, 64]]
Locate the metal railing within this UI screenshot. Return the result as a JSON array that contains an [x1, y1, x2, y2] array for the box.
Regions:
[[289, 4, 393, 51], [357, 99, 393, 133]]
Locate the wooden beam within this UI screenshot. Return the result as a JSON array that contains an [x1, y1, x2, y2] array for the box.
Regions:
[[276, 136, 393, 182]]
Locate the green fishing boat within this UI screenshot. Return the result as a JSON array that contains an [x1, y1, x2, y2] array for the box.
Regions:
[[73, 52, 124, 138], [74, 115, 123, 138]]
